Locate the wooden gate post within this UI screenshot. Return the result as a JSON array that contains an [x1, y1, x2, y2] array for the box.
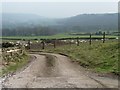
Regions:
[[103, 32, 105, 43], [89, 34, 92, 45], [77, 37, 79, 46]]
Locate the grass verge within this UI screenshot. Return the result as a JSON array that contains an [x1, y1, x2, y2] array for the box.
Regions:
[[44, 40, 119, 75], [1, 53, 29, 77]]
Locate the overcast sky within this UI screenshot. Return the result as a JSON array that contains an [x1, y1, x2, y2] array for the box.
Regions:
[[2, 2, 118, 18]]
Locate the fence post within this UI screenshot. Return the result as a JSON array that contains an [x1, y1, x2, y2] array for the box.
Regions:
[[103, 32, 105, 43], [42, 40, 45, 49], [77, 37, 79, 46], [89, 34, 92, 45], [28, 40, 31, 49]]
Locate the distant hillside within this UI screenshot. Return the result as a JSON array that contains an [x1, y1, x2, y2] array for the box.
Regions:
[[2, 13, 57, 28], [2, 13, 118, 36], [56, 13, 118, 32]]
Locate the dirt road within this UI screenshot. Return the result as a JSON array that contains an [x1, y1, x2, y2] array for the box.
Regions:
[[2, 53, 118, 88]]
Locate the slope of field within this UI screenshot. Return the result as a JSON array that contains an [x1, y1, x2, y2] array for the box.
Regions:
[[1, 34, 117, 40], [45, 40, 119, 75]]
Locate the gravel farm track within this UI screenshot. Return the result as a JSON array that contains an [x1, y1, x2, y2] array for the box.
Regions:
[[1, 52, 119, 88]]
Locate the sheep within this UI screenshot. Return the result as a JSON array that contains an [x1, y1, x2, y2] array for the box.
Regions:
[[80, 40, 87, 43], [95, 39, 98, 41], [116, 37, 118, 40], [71, 40, 74, 43], [36, 41, 39, 43]]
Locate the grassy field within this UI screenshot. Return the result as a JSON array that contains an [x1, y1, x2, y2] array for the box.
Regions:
[[1, 33, 118, 40], [44, 40, 119, 75]]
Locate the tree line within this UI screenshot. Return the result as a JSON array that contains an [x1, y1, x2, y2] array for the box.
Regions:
[[2, 26, 58, 36]]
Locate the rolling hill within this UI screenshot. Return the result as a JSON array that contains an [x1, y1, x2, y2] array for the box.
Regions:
[[1, 13, 118, 36], [56, 13, 118, 32]]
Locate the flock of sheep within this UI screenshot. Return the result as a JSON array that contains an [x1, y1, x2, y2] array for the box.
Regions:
[[1, 37, 118, 52]]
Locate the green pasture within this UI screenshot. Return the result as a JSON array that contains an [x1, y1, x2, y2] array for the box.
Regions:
[[44, 40, 119, 75], [1, 33, 118, 40]]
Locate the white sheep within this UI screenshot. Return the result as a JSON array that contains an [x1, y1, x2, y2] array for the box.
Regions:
[[116, 37, 118, 40]]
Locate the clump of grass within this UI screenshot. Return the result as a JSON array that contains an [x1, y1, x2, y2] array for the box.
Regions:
[[45, 40, 119, 75]]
